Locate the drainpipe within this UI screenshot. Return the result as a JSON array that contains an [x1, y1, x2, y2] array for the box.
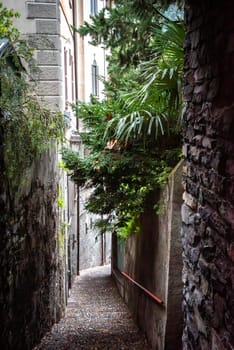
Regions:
[[72, 0, 80, 275], [76, 184, 80, 275], [72, 0, 79, 128]]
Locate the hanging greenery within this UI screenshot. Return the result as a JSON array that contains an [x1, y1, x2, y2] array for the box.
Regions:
[[62, 97, 181, 238], [0, 3, 64, 188], [62, 3, 184, 239]]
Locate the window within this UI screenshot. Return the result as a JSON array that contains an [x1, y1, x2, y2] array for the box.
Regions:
[[91, 57, 99, 97], [90, 0, 98, 16], [64, 47, 68, 109]]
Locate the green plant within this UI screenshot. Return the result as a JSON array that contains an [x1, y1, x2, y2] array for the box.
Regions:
[[116, 215, 140, 240], [63, 3, 183, 236], [0, 3, 64, 189], [105, 19, 185, 143], [62, 99, 180, 234], [57, 186, 65, 208], [154, 201, 166, 215]]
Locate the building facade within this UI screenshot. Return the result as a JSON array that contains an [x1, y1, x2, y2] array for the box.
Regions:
[[76, 0, 112, 271], [0, 1, 79, 348]]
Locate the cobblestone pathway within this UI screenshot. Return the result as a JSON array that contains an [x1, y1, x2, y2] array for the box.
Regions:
[[34, 265, 151, 350]]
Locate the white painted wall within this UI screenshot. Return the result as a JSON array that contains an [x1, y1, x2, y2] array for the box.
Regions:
[[82, 0, 107, 102], [76, 0, 111, 270]]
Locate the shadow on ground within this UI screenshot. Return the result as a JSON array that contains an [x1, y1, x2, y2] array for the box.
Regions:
[[34, 265, 150, 350]]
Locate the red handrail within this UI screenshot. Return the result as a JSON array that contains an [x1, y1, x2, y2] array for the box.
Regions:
[[121, 271, 164, 305]]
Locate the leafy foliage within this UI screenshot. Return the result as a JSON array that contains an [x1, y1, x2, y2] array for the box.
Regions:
[[0, 3, 64, 187], [62, 98, 181, 236], [105, 19, 185, 143], [63, 2, 184, 238]]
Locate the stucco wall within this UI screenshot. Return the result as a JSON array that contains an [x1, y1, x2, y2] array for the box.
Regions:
[[79, 209, 111, 270], [112, 161, 183, 350]]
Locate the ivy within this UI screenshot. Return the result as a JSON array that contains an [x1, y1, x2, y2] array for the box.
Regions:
[[0, 3, 64, 188]]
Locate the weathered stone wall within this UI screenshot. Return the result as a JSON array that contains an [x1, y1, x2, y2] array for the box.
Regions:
[[112, 162, 183, 350], [182, 1, 234, 349], [79, 209, 111, 271], [3, 0, 63, 112], [0, 146, 64, 350], [0, 1, 73, 348]]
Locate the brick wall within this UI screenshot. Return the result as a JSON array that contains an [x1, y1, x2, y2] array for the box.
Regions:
[[182, 1, 234, 349]]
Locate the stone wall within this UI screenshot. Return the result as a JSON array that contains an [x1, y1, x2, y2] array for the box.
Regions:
[[79, 208, 111, 271], [0, 146, 64, 350], [182, 1, 234, 349], [112, 162, 183, 350], [27, 0, 63, 111], [0, 1, 73, 348]]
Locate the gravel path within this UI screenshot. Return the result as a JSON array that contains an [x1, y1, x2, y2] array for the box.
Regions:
[[34, 265, 151, 349]]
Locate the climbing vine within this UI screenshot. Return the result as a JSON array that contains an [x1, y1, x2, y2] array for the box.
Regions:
[[0, 3, 64, 188]]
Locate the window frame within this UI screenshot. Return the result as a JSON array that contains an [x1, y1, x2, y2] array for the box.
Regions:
[[90, 0, 98, 16], [91, 58, 99, 97]]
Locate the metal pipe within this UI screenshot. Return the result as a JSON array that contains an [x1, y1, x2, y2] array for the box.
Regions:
[[121, 271, 164, 305], [72, 0, 79, 128]]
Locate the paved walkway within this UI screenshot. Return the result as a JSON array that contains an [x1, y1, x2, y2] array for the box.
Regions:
[[34, 265, 151, 349]]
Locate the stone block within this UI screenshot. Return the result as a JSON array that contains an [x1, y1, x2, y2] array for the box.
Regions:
[[190, 51, 199, 69], [183, 191, 197, 210], [194, 67, 206, 84], [211, 329, 226, 350], [182, 144, 189, 157], [183, 83, 194, 101], [207, 78, 219, 101], [185, 178, 199, 198], [190, 30, 200, 50], [184, 70, 194, 85], [38, 66, 63, 81], [184, 126, 195, 141], [35, 0, 56, 3], [209, 210, 229, 236], [192, 134, 203, 146], [28, 34, 61, 50], [218, 200, 234, 228], [36, 19, 58, 35], [27, 3, 57, 19], [181, 203, 195, 225], [189, 247, 200, 264], [36, 81, 62, 96], [36, 50, 61, 66], [201, 244, 216, 262], [201, 136, 215, 149], [199, 187, 220, 209], [227, 243, 234, 262], [210, 151, 222, 171], [190, 145, 202, 163]]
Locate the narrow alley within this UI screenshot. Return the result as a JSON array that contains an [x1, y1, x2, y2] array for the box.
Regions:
[[33, 265, 150, 350], [1, 1, 234, 350]]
